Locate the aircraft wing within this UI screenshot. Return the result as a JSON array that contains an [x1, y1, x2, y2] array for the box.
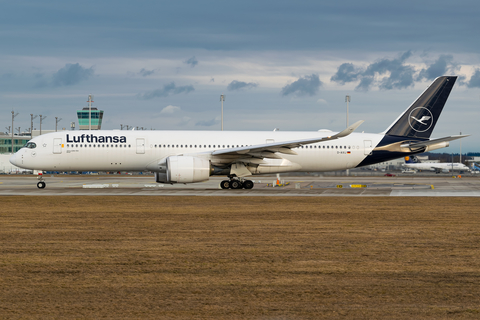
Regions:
[[211, 120, 364, 158], [400, 134, 469, 149]]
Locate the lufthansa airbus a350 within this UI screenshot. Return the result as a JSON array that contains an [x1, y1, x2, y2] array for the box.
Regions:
[[10, 76, 468, 189]]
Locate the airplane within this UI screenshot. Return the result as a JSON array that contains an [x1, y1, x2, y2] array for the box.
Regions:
[[10, 76, 469, 189], [471, 163, 480, 173], [402, 155, 469, 173]]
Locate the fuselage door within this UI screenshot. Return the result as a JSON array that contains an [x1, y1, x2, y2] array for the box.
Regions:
[[363, 140, 373, 155], [136, 138, 145, 154], [53, 138, 62, 154]]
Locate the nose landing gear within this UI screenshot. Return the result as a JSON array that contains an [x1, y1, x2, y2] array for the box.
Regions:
[[37, 172, 46, 189], [220, 175, 254, 190]]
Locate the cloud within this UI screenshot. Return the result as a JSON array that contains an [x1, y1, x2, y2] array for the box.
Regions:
[[227, 80, 258, 91], [331, 51, 415, 91], [417, 55, 456, 81], [330, 63, 361, 85], [52, 63, 94, 86], [467, 69, 480, 88], [195, 117, 219, 127], [177, 116, 191, 126], [316, 98, 328, 104], [159, 105, 181, 114], [139, 82, 195, 99], [139, 68, 155, 77], [185, 56, 198, 68], [281, 74, 322, 97]]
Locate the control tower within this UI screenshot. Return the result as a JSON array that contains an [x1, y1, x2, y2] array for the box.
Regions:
[[77, 94, 104, 130]]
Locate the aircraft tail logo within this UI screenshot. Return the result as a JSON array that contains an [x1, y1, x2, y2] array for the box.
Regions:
[[385, 76, 456, 139]]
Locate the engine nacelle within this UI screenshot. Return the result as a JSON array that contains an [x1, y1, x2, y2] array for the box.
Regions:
[[154, 156, 211, 183]]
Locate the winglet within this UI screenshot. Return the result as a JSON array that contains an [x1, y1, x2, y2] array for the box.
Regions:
[[330, 120, 364, 139]]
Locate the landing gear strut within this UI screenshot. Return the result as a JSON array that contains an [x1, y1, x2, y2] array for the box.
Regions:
[[220, 175, 254, 190], [37, 173, 46, 189]]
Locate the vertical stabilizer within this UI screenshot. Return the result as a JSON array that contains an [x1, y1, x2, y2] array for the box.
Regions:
[[385, 76, 457, 139]]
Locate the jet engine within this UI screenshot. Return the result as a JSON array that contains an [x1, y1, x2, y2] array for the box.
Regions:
[[154, 156, 212, 183]]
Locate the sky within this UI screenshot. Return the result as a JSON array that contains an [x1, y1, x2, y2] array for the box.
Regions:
[[1, 0, 479, 152]]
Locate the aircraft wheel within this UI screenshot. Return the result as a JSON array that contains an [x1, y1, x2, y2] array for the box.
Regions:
[[37, 181, 46, 189], [243, 180, 254, 189], [230, 180, 242, 189], [220, 180, 230, 189]]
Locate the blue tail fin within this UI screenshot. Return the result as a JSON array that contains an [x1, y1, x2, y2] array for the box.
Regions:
[[404, 156, 419, 164], [385, 76, 457, 139]]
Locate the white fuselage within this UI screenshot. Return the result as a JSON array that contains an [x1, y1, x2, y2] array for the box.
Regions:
[[10, 130, 383, 173]]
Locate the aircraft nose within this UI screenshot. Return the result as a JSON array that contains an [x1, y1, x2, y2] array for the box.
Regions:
[[9, 153, 18, 166]]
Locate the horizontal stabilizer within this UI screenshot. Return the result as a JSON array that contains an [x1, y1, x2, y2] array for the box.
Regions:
[[400, 134, 469, 149]]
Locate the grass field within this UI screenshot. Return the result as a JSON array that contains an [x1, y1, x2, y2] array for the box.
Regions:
[[1, 196, 480, 319]]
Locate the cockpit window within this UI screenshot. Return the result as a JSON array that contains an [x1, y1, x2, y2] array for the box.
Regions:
[[24, 142, 37, 149]]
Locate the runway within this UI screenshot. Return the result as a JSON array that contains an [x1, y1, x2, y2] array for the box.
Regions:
[[1, 174, 480, 196]]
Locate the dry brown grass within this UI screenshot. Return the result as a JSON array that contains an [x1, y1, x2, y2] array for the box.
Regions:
[[1, 196, 480, 319]]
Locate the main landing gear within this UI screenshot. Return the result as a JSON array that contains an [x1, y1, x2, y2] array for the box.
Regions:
[[220, 176, 254, 190]]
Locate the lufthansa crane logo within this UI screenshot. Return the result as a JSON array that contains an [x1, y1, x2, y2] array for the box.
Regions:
[[408, 107, 433, 133]]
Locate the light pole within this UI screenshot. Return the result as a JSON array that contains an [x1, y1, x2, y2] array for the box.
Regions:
[[345, 95, 350, 128], [11, 111, 19, 153], [459, 131, 462, 163], [55, 117, 62, 132], [39, 115, 47, 135], [220, 94, 225, 131], [87, 94, 94, 130], [30, 114, 38, 138], [345, 95, 351, 177]]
